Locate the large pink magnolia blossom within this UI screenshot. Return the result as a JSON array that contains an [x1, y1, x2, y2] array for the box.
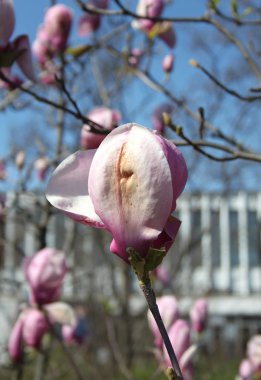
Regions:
[[0, 1, 35, 81], [46, 123, 187, 262], [190, 298, 208, 334], [81, 106, 122, 149], [148, 295, 179, 348], [25, 248, 67, 306]]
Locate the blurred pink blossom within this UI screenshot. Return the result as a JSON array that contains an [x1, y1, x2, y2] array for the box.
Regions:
[[190, 298, 208, 334], [15, 150, 25, 170], [0, 1, 35, 81], [34, 156, 50, 181], [247, 335, 261, 369], [162, 53, 174, 73], [238, 359, 255, 380], [81, 106, 122, 149], [128, 48, 144, 68], [133, 0, 164, 32], [47, 123, 187, 262], [163, 319, 193, 380], [154, 265, 170, 286], [25, 248, 67, 306], [78, 0, 109, 36], [152, 103, 174, 135], [8, 309, 49, 362], [148, 295, 179, 347]]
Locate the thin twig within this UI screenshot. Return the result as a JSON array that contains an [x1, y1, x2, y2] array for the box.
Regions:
[[190, 60, 261, 102]]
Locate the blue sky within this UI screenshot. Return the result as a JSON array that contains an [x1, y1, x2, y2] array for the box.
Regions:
[[1, 1, 260, 192]]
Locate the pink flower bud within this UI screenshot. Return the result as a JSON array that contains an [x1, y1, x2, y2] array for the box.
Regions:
[[154, 265, 170, 286], [190, 298, 208, 334], [0, 159, 6, 180], [25, 248, 67, 306], [8, 309, 49, 362], [44, 4, 73, 52], [15, 150, 25, 170], [148, 295, 179, 348], [0, 0, 15, 46], [134, 0, 164, 32], [239, 359, 255, 380], [128, 48, 143, 68], [78, 13, 101, 36], [162, 54, 174, 73], [46, 123, 187, 262], [152, 103, 173, 135], [163, 319, 191, 372], [34, 157, 50, 181], [247, 335, 261, 369], [81, 107, 122, 149]]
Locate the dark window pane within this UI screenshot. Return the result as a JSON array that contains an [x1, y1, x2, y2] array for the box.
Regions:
[[211, 211, 220, 268], [248, 211, 260, 267]]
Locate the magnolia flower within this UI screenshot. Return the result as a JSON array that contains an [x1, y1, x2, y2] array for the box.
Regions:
[[152, 103, 174, 135], [162, 53, 174, 73], [46, 123, 187, 262], [153, 265, 170, 286], [25, 248, 67, 306], [0, 1, 35, 81], [15, 151, 25, 170], [9, 303, 75, 362], [34, 156, 50, 181], [78, 0, 109, 36], [163, 319, 194, 380], [81, 107, 122, 149], [247, 335, 261, 369], [127, 48, 144, 68], [0, 160, 6, 180], [190, 298, 208, 334], [133, 0, 164, 32], [157, 22, 176, 48], [238, 359, 255, 380], [8, 308, 49, 362], [148, 295, 179, 347]]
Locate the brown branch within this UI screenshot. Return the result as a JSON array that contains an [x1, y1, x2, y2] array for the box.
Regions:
[[190, 60, 261, 102]]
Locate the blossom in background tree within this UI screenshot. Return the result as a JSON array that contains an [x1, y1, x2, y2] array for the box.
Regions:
[[46, 123, 187, 262], [34, 157, 50, 181], [81, 106, 122, 149], [148, 295, 179, 347], [78, 0, 109, 36], [152, 103, 174, 135], [163, 319, 194, 380], [127, 48, 144, 68], [133, 0, 164, 32], [0, 0, 35, 81], [25, 248, 67, 306], [237, 335, 261, 379], [190, 298, 208, 334], [8, 309, 49, 362], [162, 53, 174, 74], [15, 150, 25, 170]]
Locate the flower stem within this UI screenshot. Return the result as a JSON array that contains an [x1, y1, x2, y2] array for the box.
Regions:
[[138, 272, 183, 380]]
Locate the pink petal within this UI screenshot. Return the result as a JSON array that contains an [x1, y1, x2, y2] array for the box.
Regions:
[[0, 0, 15, 45], [163, 319, 190, 367], [78, 13, 101, 36], [14, 35, 35, 81], [148, 295, 179, 348], [22, 309, 49, 349], [46, 150, 105, 228], [89, 123, 174, 259], [152, 215, 181, 252], [8, 314, 24, 362]]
